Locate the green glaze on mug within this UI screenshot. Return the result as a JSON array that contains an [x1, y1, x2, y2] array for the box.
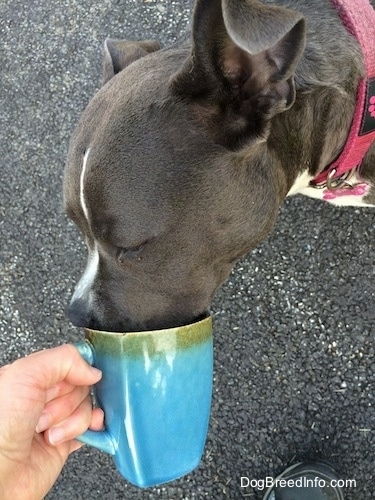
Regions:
[[75, 315, 213, 488], [85, 315, 212, 358]]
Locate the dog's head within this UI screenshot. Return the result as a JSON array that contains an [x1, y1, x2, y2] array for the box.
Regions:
[[64, 0, 305, 331]]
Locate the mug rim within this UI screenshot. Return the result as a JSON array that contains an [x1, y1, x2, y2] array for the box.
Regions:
[[83, 313, 212, 337]]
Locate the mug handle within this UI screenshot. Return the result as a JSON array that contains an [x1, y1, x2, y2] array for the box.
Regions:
[[74, 341, 116, 456]]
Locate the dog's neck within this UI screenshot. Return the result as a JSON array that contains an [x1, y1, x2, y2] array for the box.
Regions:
[[283, 0, 375, 207], [311, 0, 375, 188]]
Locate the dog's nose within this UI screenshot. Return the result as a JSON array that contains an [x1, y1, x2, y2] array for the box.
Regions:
[[68, 298, 96, 329]]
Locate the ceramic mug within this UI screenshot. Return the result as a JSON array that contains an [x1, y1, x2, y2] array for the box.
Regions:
[[74, 315, 213, 488]]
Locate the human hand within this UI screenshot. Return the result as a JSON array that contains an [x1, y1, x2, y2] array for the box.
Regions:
[[0, 344, 104, 500]]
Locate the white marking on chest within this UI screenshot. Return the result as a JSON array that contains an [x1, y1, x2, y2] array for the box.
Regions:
[[287, 170, 315, 196], [71, 245, 100, 306], [287, 170, 374, 207], [80, 148, 91, 221]]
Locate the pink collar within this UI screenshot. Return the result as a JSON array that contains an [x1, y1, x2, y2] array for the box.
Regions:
[[310, 0, 375, 191]]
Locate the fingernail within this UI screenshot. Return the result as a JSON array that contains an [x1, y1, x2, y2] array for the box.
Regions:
[[89, 366, 102, 378], [48, 426, 65, 445], [36, 412, 51, 433]]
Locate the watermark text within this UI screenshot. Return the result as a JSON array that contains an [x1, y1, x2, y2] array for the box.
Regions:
[[240, 475, 356, 491]]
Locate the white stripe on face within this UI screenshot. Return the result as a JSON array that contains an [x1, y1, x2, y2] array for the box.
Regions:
[[71, 245, 100, 306], [72, 148, 100, 306], [80, 148, 91, 221]]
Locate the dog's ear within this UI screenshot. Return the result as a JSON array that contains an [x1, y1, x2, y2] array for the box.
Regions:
[[102, 39, 161, 85], [171, 0, 306, 149]]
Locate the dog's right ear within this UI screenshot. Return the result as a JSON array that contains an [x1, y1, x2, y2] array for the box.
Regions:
[[102, 39, 161, 85], [171, 0, 305, 150]]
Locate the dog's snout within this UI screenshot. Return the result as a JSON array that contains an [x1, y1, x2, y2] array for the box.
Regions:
[[68, 298, 96, 329]]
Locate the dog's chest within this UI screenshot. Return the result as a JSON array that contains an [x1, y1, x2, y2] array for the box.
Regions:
[[287, 170, 374, 207]]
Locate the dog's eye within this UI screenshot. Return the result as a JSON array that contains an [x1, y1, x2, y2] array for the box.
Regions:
[[117, 243, 146, 263]]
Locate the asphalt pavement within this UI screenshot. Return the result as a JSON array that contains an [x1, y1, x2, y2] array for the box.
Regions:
[[1, 0, 374, 498]]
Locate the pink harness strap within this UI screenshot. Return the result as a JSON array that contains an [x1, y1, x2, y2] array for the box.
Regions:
[[311, 0, 375, 188]]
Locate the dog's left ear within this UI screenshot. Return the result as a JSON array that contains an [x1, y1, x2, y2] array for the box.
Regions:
[[102, 39, 161, 85], [171, 0, 306, 149]]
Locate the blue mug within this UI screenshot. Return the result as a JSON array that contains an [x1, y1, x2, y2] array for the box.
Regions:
[[74, 315, 213, 488]]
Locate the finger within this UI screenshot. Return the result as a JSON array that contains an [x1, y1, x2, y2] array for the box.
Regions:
[[1, 345, 101, 424], [36, 385, 90, 433], [26, 344, 102, 389], [45, 395, 94, 446], [59, 408, 104, 455], [68, 440, 84, 454], [90, 407, 105, 431], [44, 373, 101, 411], [0, 345, 102, 453], [45, 380, 79, 404]]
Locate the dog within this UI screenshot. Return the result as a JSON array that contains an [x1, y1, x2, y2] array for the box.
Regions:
[[64, 0, 375, 333]]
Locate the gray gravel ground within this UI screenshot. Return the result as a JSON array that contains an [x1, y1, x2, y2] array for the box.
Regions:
[[1, 0, 374, 499]]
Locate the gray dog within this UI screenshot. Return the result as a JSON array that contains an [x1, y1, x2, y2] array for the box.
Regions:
[[64, 0, 375, 332]]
